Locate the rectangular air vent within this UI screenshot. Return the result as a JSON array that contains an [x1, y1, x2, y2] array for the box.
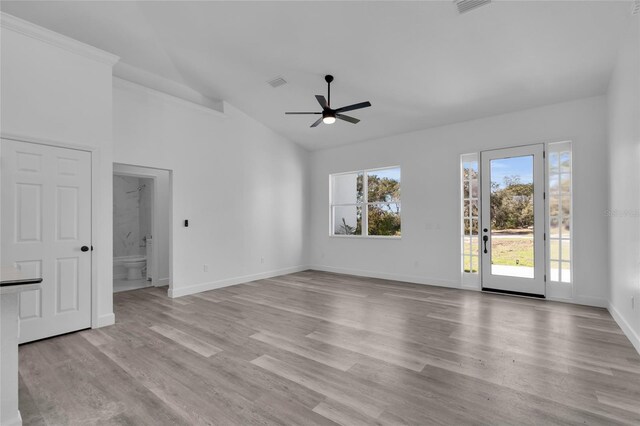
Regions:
[[455, 0, 491, 14], [633, 0, 640, 15], [267, 76, 287, 88]]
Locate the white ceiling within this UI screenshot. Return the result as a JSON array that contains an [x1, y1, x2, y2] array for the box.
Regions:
[[1, 1, 632, 150]]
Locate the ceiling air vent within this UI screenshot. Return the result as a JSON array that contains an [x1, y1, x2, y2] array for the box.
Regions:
[[267, 76, 287, 88], [455, 0, 491, 14], [632, 0, 640, 15]]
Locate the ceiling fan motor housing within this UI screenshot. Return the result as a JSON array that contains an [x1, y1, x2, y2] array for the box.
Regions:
[[323, 110, 336, 119]]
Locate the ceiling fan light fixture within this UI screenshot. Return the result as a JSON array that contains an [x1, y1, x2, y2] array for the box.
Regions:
[[322, 113, 336, 124]]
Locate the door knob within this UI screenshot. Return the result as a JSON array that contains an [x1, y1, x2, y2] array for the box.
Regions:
[[482, 235, 489, 254], [81, 246, 89, 252]]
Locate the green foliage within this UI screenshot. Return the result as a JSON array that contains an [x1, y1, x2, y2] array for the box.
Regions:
[[490, 176, 534, 230], [366, 174, 401, 236]]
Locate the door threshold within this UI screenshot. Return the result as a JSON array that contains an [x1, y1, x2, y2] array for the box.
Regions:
[[482, 287, 545, 299]]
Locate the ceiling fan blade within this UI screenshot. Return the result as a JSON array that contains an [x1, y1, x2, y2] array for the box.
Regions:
[[315, 95, 327, 109], [336, 114, 360, 124], [310, 117, 323, 128], [334, 101, 372, 114], [285, 112, 321, 114]]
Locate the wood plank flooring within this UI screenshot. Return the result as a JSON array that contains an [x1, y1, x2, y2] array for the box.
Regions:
[[18, 270, 640, 425]]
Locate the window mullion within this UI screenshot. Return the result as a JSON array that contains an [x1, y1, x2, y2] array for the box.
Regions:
[[363, 172, 369, 236]]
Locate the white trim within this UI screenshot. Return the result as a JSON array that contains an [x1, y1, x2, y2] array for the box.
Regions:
[[113, 163, 173, 294], [1, 413, 21, 426], [480, 144, 546, 295], [1, 132, 109, 330], [155, 277, 170, 287], [114, 77, 227, 118], [95, 313, 115, 328], [608, 302, 640, 355], [168, 265, 309, 298], [0, 12, 119, 66], [329, 166, 401, 237], [545, 140, 574, 288], [460, 152, 480, 277], [548, 295, 607, 308], [329, 235, 401, 240], [310, 265, 460, 289], [309, 267, 609, 309], [462, 283, 481, 291], [1, 132, 96, 153]]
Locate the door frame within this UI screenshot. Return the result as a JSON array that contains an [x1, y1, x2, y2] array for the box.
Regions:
[[113, 163, 173, 291], [1, 132, 105, 328], [480, 143, 546, 297]]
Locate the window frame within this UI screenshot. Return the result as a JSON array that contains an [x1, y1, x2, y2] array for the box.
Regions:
[[329, 165, 401, 239], [546, 141, 573, 285], [460, 153, 480, 276]]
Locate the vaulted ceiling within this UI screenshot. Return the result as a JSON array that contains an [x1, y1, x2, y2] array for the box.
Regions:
[[1, 1, 632, 149]]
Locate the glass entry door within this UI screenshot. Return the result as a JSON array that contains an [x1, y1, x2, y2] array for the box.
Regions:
[[480, 144, 545, 296]]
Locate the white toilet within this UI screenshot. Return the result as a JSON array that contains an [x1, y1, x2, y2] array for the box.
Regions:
[[122, 256, 146, 280]]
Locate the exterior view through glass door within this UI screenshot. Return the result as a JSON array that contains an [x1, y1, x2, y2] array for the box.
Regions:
[[481, 144, 545, 296]]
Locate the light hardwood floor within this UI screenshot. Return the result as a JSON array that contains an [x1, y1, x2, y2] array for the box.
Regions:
[[18, 271, 640, 425]]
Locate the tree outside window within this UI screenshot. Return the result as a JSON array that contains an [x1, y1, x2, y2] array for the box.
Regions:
[[331, 167, 401, 237]]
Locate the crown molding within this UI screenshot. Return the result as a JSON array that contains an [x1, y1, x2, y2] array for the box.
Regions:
[[0, 12, 119, 66]]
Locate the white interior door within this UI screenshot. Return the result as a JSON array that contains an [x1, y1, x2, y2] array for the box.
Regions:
[[1, 139, 92, 343], [480, 144, 546, 296]]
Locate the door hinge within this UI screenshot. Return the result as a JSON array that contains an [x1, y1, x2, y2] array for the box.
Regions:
[[543, 150, 546, 159], [544, 274, 547, 282], [544, 233, 546, 241], [543, 191, 546, 200]]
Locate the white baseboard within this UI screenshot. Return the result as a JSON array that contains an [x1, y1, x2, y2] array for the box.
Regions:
[[94, 313, 115, 328], [2, 412, 22, 426], [608, 302, 640, 355], [154, 277, 170, 287], [573, 295, 608, 308], [168, 265, 309, 298], [310, 265, 610, 309], [310, 264, 460, 289], [462, 284, 481, 291], [546, 295, 608, 308]]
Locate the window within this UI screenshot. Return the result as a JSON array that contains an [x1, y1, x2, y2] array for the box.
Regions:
[[548, 141, 572, 283], [461, 153, 479, 273], [330, 167, 401, 237]]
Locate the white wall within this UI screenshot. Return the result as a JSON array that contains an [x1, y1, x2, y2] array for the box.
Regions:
[[0, 13, 118, 327], [113, 79, 309, 297], [113, 164, 171, 286], [310, 96, 609, 307], [607, 14, 640, 353]]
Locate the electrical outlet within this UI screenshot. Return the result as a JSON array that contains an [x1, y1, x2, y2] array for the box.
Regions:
[[203, 264, 208, 272]]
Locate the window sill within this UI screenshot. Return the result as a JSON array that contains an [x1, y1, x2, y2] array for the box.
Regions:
[[329, 235, 402, 240]]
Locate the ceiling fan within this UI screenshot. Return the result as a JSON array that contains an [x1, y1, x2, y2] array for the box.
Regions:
[[285, 75, 372, 128]]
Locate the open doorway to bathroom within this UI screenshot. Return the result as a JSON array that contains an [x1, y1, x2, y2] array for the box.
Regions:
[[113, 164, 172, 293]]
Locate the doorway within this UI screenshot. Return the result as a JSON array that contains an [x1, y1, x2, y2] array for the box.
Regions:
[[112, 164, 171, 294], [113, 174, 154, 292], [480, 144, 546, 296]]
